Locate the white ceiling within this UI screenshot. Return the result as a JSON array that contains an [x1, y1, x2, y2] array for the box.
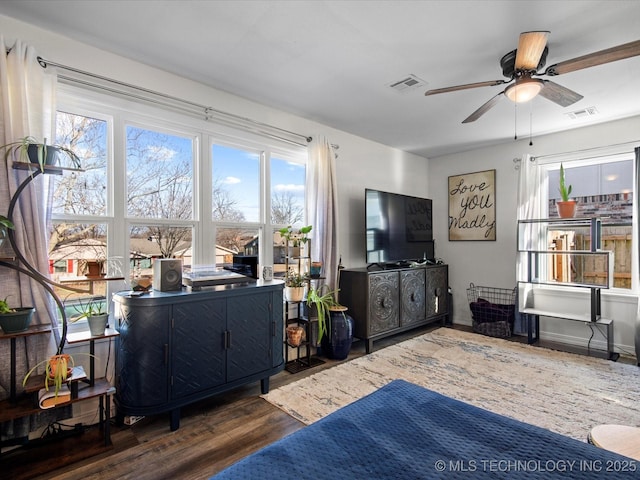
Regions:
[[1, 0, 640, 158]]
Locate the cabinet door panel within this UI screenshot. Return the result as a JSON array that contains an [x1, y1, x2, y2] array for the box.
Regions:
[[172, 299, 226, 399], [227, 292, 271, 382], [368, 272, 399, 334], [400, 269, 426, 326], [271, 290, 284, 368], [117, 304, 170, 408], [425, 266, 448, 319]]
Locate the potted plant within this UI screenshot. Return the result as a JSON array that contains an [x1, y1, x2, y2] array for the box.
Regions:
[[0, 214, 15, 251], [306, 285, 353, 359], [0, 296, 35, 333], [23, 353, 74, 398], [69, 296, 109, 336], [279, 225, 312, 257], [557, 163, 576, 218], [284, 268, 307, 302], [0, 135, 82, 172]]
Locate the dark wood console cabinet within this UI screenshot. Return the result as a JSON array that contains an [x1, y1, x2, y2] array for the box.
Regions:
[[113, 281, 284, 431], [339, 264, 448, 353]]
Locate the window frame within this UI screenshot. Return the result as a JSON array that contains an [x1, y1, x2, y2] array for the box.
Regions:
[[53, 84, 307, 296], [537, 152, 636, 294]]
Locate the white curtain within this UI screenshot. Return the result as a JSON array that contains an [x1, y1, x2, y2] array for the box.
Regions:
[[306, 138, 339, 292], [514, 154, 541, 334], [634, 147, 640, 365], [0, 38, 63, 437]]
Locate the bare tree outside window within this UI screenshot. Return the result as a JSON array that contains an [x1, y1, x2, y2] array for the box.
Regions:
[[271, 191, 304, 226]]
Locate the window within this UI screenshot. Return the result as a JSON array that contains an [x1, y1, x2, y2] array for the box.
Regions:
[[543, 157, 634, 290], [51, 86, 307, 299]]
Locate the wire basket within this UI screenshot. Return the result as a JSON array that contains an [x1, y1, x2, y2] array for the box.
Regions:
[[466, 283, 517, 338]]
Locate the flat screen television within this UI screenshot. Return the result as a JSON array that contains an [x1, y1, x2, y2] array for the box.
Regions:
[[365, 188, 434, 266]]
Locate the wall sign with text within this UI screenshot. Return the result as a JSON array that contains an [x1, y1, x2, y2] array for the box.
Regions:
[[448, 169, 496, 241]]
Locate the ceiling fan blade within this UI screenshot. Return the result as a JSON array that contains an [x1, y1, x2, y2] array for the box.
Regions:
[[515, 31, 550, 70], [538, 80, 583, 107], [544, 39, 640, 76], [462, 92, 504, 123], [425, 79, 506, 96]]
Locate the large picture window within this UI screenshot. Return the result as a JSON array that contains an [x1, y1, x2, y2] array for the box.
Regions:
[[51, 86, 307, 300]]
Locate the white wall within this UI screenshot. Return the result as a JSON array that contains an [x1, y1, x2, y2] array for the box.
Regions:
[[429, 115, 640, 357]]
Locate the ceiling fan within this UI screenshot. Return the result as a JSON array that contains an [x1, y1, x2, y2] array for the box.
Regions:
[[425, 32, 640, 123]]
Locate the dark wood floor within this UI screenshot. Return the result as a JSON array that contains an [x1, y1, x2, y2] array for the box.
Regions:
[[3, 323, 635, 480]]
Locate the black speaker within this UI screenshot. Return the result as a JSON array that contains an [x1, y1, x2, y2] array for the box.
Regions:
[[153, 259, 183, 291]]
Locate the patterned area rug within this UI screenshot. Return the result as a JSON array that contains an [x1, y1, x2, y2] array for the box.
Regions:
[[263, 328, 640, 441]]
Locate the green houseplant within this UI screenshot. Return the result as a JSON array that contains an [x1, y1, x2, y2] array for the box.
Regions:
[[0, 214, 15, 251], [284, 268, 307, 302], [70, 296, 109, 336], [23, 353, 74, 397], [0, 136, 82, 172], [278, 225, 312, 246], [306, 285, 340, 344], [557, 163, 576, 218], [306, 284, 353, 359]]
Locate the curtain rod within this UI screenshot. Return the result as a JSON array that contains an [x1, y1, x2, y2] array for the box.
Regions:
[[36, 56, 313, 147], [531, 140, 640, 161]]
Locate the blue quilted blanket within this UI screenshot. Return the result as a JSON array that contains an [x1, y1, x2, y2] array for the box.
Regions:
[[211, 379, 638, 479]]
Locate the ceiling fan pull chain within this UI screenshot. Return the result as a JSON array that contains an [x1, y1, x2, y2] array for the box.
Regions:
[[529, 103, 534, 146], [514, 103, 518, 140]]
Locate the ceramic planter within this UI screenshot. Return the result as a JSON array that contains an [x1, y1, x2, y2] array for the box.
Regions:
[[285, 286, 305, 302], [0, 307, 35, 333], [87, 313, 109, 336]]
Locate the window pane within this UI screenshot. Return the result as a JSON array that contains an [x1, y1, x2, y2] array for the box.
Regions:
[[129, 225, 192, 286], [214, 227, 258, 267], [270, 156, 306, 226], [127, 126, 194, 219], [48, 221, 110, 314], [53, 112, 107, 215], [547, 160, 633, 289], [212, 145, 260, 222]]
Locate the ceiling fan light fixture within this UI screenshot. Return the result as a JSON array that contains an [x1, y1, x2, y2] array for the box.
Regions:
[[505, 78, 544, 103]]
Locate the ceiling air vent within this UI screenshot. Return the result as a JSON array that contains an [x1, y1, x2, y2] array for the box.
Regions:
[[387, 74, 427, 94], [565, 107, 598, 120]]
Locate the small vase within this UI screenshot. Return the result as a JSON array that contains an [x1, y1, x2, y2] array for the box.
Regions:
[[556, 200, 577, 218], [310, 261, 322, 278]]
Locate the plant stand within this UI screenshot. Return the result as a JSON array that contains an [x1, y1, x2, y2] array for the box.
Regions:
[[0, 163, 120, 467], [283, 237, 325, 373]]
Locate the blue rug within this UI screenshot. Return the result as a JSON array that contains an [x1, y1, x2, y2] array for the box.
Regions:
[[211, 379, 638, 479]]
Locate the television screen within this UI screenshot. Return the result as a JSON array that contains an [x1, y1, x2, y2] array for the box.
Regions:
[[365, 188, 434, 265]]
